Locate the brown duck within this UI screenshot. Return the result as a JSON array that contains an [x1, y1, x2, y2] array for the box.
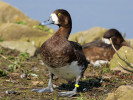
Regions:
[[83, 29, 130, 66], [32, 9, 89, 97]]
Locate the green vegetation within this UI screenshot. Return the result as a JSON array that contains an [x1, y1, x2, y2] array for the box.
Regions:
[[0, 47, 2, 54], [33, 24, 54, 33], [0, 37, 4, 42], [33, 25, 47, 31], [8, 64, 17, 72], [0, 69, 7, 77], [19, 50, 30, 61], [14, 17, 27, 25], [0, 48, 30, 73], [15, 20, 27, 25]]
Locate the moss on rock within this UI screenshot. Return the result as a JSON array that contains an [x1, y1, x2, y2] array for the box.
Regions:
[[110, 46, 133, 73], [106, 85, 133, 100]]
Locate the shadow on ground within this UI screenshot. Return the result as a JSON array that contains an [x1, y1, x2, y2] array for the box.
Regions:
[[58, 77, 102, 92]]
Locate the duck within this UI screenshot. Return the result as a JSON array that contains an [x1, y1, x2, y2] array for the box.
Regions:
[[32, 9, 89, 97], [82, 28, 130, 66]]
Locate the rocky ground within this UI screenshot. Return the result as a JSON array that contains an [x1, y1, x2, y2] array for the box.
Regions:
[[0, 46, 133, 100]]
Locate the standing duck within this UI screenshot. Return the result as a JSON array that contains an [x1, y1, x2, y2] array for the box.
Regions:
[[32, 9, 89, 97], [83, 29, 129, 66]]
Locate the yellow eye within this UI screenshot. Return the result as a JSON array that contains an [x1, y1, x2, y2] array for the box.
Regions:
[[58, 13, 61, 16]]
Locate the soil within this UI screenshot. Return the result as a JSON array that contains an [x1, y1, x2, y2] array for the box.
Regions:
[[0, 47, 133, 100]]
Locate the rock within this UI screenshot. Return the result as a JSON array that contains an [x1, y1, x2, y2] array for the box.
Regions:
[[0, 41, 36, 56], [109, 46, 133, 73], [0, 1, 39, 27], [106, 85, 133, 100], [0, 23, 50, 40], [0, 23, 54, 46], [127, 39, 133, 47], [5, 90, 20, 95], [69, 27, 107, 45], [0, 1, 54, 46]]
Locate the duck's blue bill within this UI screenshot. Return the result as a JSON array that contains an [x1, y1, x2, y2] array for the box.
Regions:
[[39, 17, 54, 25]]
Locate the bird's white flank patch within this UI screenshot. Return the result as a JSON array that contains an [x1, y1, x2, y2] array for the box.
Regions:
[[47, 61, 82, 81], [102, 38, 111, 44], [93, 60, 109, 66], [50, 13, 59, 25]]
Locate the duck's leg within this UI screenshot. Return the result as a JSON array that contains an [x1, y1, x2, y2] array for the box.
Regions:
[[59, 75, 81, 97], [32, 72, 54, 93]]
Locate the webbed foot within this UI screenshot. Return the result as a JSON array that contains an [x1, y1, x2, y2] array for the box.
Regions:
[[31, 87, 53, 93], [59, 91, 76, 97]]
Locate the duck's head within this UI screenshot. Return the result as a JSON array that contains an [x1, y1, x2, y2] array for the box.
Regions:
[[102, 29, 124, 45], [40, 9, 72, 27]]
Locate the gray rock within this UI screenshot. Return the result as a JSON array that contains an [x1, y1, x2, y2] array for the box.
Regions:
[[0, 41, 36, 56]]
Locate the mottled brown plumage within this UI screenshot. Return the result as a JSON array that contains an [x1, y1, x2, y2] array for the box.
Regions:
[[83, 40, 115, 63], [40, 35, 88, 69]]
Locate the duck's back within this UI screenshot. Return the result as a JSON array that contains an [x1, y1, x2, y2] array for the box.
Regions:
[[83, 41, 115, 63]]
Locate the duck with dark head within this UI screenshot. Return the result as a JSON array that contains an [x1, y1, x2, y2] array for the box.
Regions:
[[102, 28, 130, 50], [32, 9, 89, 97], [83, 28, 130, 66]]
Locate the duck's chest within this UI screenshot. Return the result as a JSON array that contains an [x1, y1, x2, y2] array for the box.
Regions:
[[40, 39, 72, 68]]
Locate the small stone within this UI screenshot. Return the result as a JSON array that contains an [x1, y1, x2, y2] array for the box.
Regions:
[[83, 88, 87, 92], [5, 90, 18, 94]]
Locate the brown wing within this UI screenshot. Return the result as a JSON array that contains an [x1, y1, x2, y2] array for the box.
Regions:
[[83, 41, 115, 62], [83, 40, 110, 48], [69, 41, 89, 67]]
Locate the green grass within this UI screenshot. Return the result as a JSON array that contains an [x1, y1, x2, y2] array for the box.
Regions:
[[0, 69, 7, 77], [15, 20, 27, 25], [33, 25, 54, 33], [0, 37, 4, 42]]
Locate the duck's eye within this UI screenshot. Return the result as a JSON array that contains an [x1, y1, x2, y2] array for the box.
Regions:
[[58, 13, 61, 16]]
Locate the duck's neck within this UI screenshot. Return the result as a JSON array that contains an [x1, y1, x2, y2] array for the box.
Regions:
[[114, 40, 129, 50], [54, 25, 72, 39]]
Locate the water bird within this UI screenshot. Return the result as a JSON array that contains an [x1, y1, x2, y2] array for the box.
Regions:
[[83, 28, 130, 66], [32, 9, 89, 97]]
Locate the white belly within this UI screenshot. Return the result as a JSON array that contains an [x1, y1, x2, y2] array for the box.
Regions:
[[47, 61, 82, 80]]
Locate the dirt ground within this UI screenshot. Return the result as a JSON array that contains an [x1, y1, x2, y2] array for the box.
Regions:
[[0, 47, 133, 100]]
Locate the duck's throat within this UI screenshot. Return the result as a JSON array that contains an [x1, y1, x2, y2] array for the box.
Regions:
[[55, 25, 72, 39]]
